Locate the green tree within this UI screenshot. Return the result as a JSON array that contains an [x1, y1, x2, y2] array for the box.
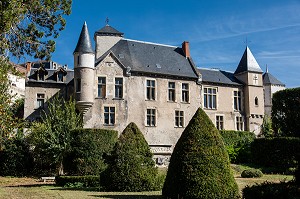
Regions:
[[162, 108, 239, 199], [272, 87, 300, 137], [102, 122, 162, 191], [29, 96, 82, 175], [261, 114, 274, 138]]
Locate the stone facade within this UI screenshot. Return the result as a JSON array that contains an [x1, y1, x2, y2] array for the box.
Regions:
[[24, 23, 285, 165]]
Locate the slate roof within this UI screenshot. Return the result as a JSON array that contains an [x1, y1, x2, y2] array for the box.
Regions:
[[28, 68, 74, 84], [197, 68, 242, 86], [96, 39, 199, 79], [263, 72, 285, 86], [74, 22, 94, 54], [95, 25, 124, 37], [235, 46, 263, 74]]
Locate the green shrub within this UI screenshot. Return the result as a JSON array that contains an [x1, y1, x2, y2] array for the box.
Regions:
[[243, 181, 300, 199], [220, 130, 255, 163], [65, 129, 118, 176], [0, 137, 33, 176], [241, 169, 263, 178], [272, 87, 300, 137], [55, 175, 100, 187], [162, 108, 240, 199], [101, 122, 162, 192], [251, 137, 300, 173]]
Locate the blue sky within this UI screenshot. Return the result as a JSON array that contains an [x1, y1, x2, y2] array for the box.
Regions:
[[51, 0, 300, 88]]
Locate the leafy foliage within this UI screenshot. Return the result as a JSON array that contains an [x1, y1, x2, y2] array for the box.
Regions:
[[220, 130, 255, 163], [0, 0, 72, 60], [29, 96, 82, 175], [260, 115, 274, 138], [0, 134, 33, 176], [162, 108, 239, 199], [101, 122, 162, 192], [56, 175, 100, 188], [241, 169, 263, 178], [243, 181, 300, 199], [272, 87, 300, 137], [65, 129, 118, 176], [251, 137, 300, 173]]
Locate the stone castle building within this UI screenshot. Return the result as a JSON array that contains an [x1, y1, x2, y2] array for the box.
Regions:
[[24, 22, 285, 164]]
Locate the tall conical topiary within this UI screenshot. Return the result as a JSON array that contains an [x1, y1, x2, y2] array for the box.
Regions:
[[162, 108, 240, 199], [101, 122, 162, 191]]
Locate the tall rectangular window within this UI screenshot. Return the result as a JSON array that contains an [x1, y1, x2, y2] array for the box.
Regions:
[[182, 83, 189, 103], [204, 87, 217, 109], [38, 71, 44, 81], [234, 91, 241, 111], [216, 115, 224, 130], [115, 78, 123, 99], [57, 72, 64, 82], [146, 80, 155, 100], [168, 82, 175, 102], [36, 93, 45, 108], [76, 79, 81, 92], [104, 106, 115, 125], [98, 77, 106, 98], [175, 110, 184, 127], [146, 109, 156, 126], [236, 116, 244, 131]]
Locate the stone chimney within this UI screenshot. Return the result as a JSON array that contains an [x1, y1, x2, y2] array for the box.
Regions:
[[182, 41, 190, 58], [25, 62, 32, 76]]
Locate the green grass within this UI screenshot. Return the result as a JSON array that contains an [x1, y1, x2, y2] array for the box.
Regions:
[[0, 165, 294, 199]]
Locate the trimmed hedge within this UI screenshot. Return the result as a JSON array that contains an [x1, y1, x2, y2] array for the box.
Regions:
[[241, 169, 263, 178], [162, 108, 239, 199], [243, 181, 300, 199], [101, 122, 162, 192], [56, 175, 100, 187], [65, 129, 118, 176], [220, 130, 255, 163], [251, 137, 300, 173]]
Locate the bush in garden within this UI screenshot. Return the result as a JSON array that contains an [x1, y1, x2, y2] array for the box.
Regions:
[[101, 122, 162, 192], [162, 108, 240, 199], [220, 130, 255, 163], [65, 129, 118, 176], [56, 175, 100, 188], [241, 169, 263, 178]]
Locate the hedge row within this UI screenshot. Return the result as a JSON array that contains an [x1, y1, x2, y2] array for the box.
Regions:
[[251, 137, 300, 173], [56, 175, 100, 187], [220, 130, 255, 163], [65, 129, 118, 175]]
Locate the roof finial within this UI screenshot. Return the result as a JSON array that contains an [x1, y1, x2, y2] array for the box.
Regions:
[[266, 64, 269, 73], [105, 17, 109, 26], [244, 36, 251, 47]]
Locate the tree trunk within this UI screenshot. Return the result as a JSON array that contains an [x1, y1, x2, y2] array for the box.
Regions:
[[58, 161, 64, 176]]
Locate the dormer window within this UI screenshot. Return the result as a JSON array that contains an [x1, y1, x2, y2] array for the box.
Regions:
[[38, 71, 45, 81], [57, 72, 64, 82]]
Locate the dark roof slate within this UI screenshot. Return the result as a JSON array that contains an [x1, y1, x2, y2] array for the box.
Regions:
[[235, 46, 263, 74], [95, 25, 124, 37], [74, 22, 94, 54], [197, 68, 242, 86], [263, 72, 285, 86], [28, 68, 74, 84], [96, 39, 199, 79]]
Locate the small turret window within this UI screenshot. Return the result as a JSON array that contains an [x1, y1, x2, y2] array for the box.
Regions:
[[255, 97, 259, 106], [76, 79, 81, 92]]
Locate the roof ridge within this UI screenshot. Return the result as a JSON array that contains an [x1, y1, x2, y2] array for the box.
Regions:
[[123, 38, 177, 48]]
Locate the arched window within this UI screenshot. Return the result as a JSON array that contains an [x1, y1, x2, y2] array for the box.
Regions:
[[255, 97, 259, 106]]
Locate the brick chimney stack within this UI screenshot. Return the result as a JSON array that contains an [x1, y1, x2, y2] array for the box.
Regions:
[[182, 41, 190, 58]]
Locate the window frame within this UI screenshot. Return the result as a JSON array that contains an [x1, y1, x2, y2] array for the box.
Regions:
[[175, 110, 184, 128], [104, 106, 115, 126], [146, 108, 156, 127], [234, 90, 242, 111], [97, 76, 106, 98], [216, 115, 224, 130], [181, 83, 189, 103], [168, 82, 176, 102], [114, 77, 123, 99], [76, 78, 81, 93], [236, 116, 244, 131], [203, 87, 217, 109], [36, 93, 45, 109], [146, 79, 156, 100], [57, 72, 64, 82]]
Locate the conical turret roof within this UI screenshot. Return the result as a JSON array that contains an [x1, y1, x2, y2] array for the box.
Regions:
[[234, 46, 263, 74], [263, 66, 285, 86], [74, 22, 94, 54]]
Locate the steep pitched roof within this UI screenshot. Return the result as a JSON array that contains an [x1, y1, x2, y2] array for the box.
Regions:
[[96, 39, 199, 79], [263, 72, 285, 86], [74, 22, 94, 54], [197, 68, 242, 86], [235, 46, 263, 74], [95, 25, 124, 37]]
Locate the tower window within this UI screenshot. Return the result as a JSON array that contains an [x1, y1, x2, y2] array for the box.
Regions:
[[76, 79, 81, 92], [255, 97, 259, 106]]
